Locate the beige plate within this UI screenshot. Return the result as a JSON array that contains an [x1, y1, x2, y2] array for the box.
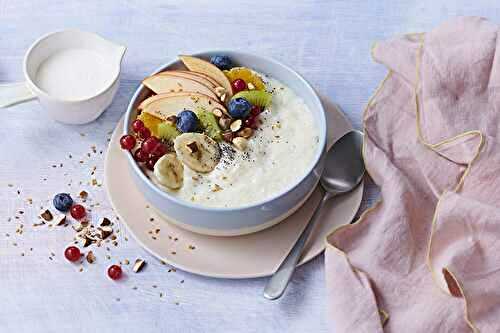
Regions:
[[104, 107, 363, 279]]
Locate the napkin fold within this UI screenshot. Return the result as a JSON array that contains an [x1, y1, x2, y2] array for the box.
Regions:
[[325, 16, 500, 332]]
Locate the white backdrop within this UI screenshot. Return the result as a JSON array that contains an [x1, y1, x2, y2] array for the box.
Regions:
[[1, 1, 499, 332]]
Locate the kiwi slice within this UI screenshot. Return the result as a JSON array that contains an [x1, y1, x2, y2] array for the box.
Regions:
[[232, 90, 272, 108], [196, 108, 222, 141], [157, 122, 181, 141]]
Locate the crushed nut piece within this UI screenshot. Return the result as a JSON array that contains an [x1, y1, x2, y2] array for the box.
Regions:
[[98, 226, 113, 240], [214, 87, 226, 97], [39, 209, 53, 222], [232, 137, 248, 151], [86, 251, 96, 264], [99, 217, 111, 227], [247, 82, 256, 90], [82, 237, 93, 248], [166, 115, 177, 125], [222, 131, 234, 143], [238, 127, 253, 139], [219, 117, 232, 130], [211, 184, 222, 192], [79, 190, 88, 199], [212, 108, 223, 118], [133, 259, 146, 273], [230, 119, 243, 132], [53, 214, 66, 226]]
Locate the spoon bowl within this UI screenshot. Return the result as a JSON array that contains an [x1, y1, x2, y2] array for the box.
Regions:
[[321, 131, 365, 194]]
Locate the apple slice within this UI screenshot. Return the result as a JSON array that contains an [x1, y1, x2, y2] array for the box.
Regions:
[[175, 70, 220, 88], [159, 70, 218, 89], [179, 55, 233, 99], [138, 92, 228, 121], [143, 74, 218, 99]]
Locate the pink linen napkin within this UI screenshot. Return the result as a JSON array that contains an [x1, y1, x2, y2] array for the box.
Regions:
[[325, 16, 500, 332]]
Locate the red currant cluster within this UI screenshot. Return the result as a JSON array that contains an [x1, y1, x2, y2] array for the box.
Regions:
[[231, 79, 262, 130], [120, 119, 168, 171]]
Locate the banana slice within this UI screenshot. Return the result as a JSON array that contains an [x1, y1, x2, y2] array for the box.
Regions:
[[153, 154, 184, 189], [174, 133, 221, 173]]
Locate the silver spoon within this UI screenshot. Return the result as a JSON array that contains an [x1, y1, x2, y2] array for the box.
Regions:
[[263, 130, 365, 300]]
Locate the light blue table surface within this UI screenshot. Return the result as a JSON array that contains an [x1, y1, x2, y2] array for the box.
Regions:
[[1, 1, 498, 332]]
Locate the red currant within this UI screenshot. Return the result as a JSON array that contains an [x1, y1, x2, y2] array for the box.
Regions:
[[232, 79, 247, 93], [142, 136, 160, 154], [64, 246, 81, 262], [70, 204, 86, 220], [107, 265, 122, 280], [151, 142, 167, 158], [138, 127, 151, 140], [134, 148, 149, 162], [244, 116, 258, 129], [146, 157, 159, 171], [132, 119, 145, 132], [250, 105, 262, 116], [120, 135, 136, 150]]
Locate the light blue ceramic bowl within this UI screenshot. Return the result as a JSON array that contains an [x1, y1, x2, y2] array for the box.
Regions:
[[123, 51, 326, 236]]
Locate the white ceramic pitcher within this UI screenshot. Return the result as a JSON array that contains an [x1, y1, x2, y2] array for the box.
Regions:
[[0, 30, 126, 124]]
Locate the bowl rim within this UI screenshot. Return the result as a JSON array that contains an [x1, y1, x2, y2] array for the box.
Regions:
[[123, 50, 327, 212]]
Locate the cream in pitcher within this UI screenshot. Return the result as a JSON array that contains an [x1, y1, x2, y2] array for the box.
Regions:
[[0, 29, 125, 124]]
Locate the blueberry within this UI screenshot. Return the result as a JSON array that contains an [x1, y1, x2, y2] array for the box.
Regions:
[[53, 193, 74, 212], [210, 55, 232, 70], [176, 110, 199, 133], [228, 98, 251, 118]]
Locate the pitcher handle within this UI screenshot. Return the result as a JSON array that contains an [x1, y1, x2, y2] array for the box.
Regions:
[[0, 82, 36, 108]]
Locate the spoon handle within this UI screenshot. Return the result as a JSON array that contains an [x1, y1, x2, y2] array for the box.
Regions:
[[263, 192, 331, 300]]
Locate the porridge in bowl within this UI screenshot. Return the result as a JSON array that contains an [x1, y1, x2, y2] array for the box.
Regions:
[[120, 55, 319, 208]]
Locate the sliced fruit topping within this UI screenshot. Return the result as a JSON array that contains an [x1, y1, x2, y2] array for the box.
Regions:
[[157, 122, 181, 141], [174, 133, 221, 173], [176, 110, 199, 133], [196, 108, 222, 141], [231, 79, 247, 94], [143, 73, 218, 99], [228, 98, 252, 119], [137, 112, 163, 137], [210, 55, 232, 71], [153, 153, 184, 189], [224, 67, 266, 91], [232, 90, 272, 109], [175, 70, 219, 87], [138, 92, 228, 121], [179, 55, 233, 98]]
